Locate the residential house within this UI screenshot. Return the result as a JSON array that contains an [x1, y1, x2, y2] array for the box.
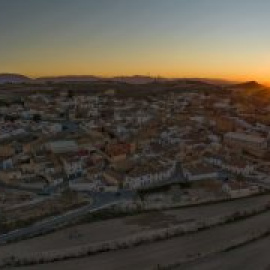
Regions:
[[182, 164, 219, 181], [224, 132, 267, 157]]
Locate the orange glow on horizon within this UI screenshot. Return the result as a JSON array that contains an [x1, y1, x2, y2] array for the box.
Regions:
[[20, 71, 270, 86], [1, 1, 270, 87]]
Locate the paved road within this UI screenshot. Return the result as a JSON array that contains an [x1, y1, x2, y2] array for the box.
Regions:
[[6, 196, 270, 270], [0, 182, 40, 194], [4, 196, 50, 211], [0, 191, 133, 245]]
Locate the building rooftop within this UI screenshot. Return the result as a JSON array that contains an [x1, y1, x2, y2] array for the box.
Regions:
[[225, 132, 266, 144]]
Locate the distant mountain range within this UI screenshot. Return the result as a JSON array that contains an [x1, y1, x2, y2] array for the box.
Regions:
[[35, 75, 100, 83], [0, 73, 263, 88], [231, 81, 265, 90], [0, 74, 32, 84]]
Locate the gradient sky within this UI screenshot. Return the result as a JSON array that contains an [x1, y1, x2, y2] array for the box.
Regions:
[[1, 0, 270, 83]]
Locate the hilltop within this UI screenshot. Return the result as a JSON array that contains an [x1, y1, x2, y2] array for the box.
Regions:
[[0, 73, 239, 85], [0, 73, 31, 84], [232, 81, 264, 90]]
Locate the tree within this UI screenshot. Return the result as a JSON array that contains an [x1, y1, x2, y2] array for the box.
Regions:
[[0, 214, 9, 233], [118, 181, 124, 190], [68, 89, 74, 99], [4, 115, 16, 122], [62, 188, 78, 203], [33, 113, 41, 122]]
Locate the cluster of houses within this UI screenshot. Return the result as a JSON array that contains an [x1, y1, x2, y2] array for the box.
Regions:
[[124, 159, 176, 190], [0, 88, 270, 200]]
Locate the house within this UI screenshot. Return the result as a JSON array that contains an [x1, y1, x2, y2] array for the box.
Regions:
[[223, 160, 254, 176], [0, 157, 13, 170], [105, 142, 135, 162], [103, 185, 118, 192], [0, 144, 15, 157], [213, 116, 235, 133], [0, 169, 22, 184], [124, 160, 176, 190], [103, 170, 122, 186], [62, 121, 79, 132], [62, 156, 83, 179], [46, 140, 78, 154], [224, 132, 267, 157], [87, 167, 102, 181], [45, 172, 65, 186], [21, 135, 40, 153], [222, 181, 259, 198], [204, 155, 255, 176], [45, 123, 63, 134], [183, 164, 219, 181]]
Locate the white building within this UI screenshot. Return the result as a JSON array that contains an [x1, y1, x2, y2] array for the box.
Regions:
[[224, 132, 267, 150], [204, 155, 255, 176], [63, 157, 83, 178], [183, 165, 219, 181], [46, 140, 78, 154], [124, 161, 176, 190]]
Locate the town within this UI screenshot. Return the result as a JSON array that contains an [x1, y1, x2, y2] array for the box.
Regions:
[[0, 79, 270, 269], [2, 0, 270, 268]]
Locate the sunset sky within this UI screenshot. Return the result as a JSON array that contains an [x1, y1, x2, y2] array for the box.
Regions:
[[1, 0, 270, 83]]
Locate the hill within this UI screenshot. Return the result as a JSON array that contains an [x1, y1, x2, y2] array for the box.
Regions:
[[231, 81, 264, 90], [0, 73, 245, 86], [0, 74, 32, 84]]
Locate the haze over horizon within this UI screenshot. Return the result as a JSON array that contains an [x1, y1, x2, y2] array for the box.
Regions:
[[1, 0, 270, 84]]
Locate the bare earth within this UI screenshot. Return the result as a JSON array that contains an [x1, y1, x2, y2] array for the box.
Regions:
[[177, 234, 270, 270], [10, 209, 270, 270], [1, 194, 270, 269]]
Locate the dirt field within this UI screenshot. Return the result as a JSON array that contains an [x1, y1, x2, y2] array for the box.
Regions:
[[10, 208, 270, 270], [1, 194, 270, 263]]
